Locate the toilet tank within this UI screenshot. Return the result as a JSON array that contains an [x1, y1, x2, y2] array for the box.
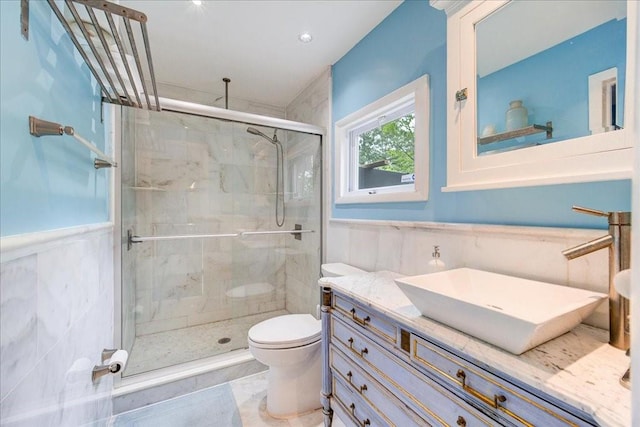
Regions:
[[321, 263, 367, 277]]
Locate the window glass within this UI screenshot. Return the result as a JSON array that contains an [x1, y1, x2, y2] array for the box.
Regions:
[[352, 109, 415, 191]]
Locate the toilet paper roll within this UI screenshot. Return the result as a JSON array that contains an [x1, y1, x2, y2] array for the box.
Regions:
[[107, 349, 129, 374]]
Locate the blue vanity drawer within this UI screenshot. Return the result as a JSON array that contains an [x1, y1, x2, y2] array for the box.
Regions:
[[331, 317, 496, 427], [330, 345, 427, 426], [333, 293, 398, 345], [410, 334, 592, 427], [332, 374, 388, 427]]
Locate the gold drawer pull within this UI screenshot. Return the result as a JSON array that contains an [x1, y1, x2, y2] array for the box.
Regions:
[[350, 308, 371, 326], [456, 369, 507, 409], [344, 370, 367, 394], [456, 371, 535, 427], [457, 416, 466, 426], [349, 403, 371, 427], [347, 337, 369, 358]]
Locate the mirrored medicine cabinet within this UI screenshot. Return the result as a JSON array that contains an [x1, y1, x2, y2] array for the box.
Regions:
[[437, 0, 637, 191]]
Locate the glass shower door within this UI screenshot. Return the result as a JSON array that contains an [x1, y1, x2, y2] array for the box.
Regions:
[[120, 107, 321, 376]]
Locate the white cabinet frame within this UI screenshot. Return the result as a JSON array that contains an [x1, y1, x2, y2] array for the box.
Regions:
[[441, 0, 637, 192]]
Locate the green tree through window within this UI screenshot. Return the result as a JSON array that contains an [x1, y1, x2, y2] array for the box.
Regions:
[[358, 112, 415, 174]]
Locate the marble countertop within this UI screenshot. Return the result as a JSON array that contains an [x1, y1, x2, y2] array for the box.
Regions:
[[319, 271, 631, 427]]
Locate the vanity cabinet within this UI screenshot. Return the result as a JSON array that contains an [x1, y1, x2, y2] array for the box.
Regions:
[[322, 287, 597, 427]]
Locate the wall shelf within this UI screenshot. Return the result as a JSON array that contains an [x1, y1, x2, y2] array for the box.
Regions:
[[477, 121, 553, 145]]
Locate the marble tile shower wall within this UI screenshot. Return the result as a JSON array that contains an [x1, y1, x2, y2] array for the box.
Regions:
[[0, 226, 114, 426], [127, 109, 288, 337], [284, 68, 330, 315], [327, 219, 610, 330], [279, 139, 322, 316]]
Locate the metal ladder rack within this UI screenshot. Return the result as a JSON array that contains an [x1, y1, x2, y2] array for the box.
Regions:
[[23, 0, 161, 111]]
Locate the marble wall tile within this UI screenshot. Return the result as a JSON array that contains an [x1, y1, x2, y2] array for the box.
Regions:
[[326, 220, 612, 330], [375, 227, 406, 274], [149, 192, 188, 224], [37, 238, 100, 358], [285, 67, 330, 128], [348, 227, 380, 272], [282, 71, 328, 316], [0, 255, 38, 401], [325, 224, 350, 265], [0, 226, 114, 426], [152, 253, 203, 300], [139, 293, 207, 324], [150, 158, 208, 191]]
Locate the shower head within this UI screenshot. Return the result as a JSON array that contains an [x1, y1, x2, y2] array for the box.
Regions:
[[247, 127, 278, 144]]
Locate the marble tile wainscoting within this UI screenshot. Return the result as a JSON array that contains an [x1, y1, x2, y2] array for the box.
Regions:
[[327, 219, 610, 329], [0, 224, 115, 426]]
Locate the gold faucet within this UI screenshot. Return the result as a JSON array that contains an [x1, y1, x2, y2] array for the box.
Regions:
[[562, 206, 631, 351]]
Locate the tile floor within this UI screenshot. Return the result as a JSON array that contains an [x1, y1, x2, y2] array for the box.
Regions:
[[125, 310, 289, 375], [112, 371, 346, 427]]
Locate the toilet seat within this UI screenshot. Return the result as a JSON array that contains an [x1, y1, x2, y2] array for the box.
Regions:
[[248, 314, 321, 349]]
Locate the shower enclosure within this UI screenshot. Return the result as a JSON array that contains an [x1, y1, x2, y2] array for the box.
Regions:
[[119, 101, 322, 376]]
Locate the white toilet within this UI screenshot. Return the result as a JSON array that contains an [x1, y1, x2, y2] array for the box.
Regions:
[[247, 263, 366, 418]]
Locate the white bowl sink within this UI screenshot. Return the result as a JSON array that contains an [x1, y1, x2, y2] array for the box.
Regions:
[[395, 268, 606, 354]]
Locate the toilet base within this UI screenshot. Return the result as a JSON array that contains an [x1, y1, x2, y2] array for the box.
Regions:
[[264, 347, 322, 418]]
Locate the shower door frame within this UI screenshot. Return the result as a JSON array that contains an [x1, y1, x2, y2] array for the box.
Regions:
[[112, 97, 326, 387]]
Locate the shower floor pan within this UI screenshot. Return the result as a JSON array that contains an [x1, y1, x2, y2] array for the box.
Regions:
[[125, 309, 288, 376]]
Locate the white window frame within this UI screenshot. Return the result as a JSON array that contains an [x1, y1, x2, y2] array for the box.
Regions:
[[334, 75, 430, 204]]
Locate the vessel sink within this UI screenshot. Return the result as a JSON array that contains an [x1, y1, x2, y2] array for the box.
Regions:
[[395, 268, 606, 354]]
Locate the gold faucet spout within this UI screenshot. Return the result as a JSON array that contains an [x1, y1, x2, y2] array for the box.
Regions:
[[562, 234, 614, 260]]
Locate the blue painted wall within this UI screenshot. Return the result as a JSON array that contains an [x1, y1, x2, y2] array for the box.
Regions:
[[331, 1, 631, 229], [477, 18, 626, 154], [1, 1, 110, 237]]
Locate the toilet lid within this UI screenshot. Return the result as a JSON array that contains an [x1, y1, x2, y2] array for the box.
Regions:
[[248, 314, 321, 348]]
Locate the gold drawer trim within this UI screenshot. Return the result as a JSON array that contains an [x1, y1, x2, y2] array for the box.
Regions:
[[332, 295, 397, 343], [331, 318, 493, 426], [412, 337, 579, 427], [331, 347, 427, 426], [331, 376, 378, 426]]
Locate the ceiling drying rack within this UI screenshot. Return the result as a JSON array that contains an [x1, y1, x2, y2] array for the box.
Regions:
[[22, 0, 160, 111]]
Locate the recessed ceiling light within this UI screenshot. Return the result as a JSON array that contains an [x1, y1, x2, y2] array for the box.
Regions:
[[298, 32, 313, 43], [192, 0, 202, 5]]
